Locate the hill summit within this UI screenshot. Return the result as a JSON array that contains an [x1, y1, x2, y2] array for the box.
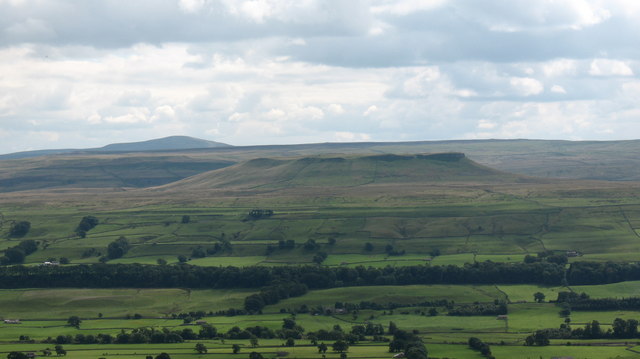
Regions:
[[162, 152, 526, 191]]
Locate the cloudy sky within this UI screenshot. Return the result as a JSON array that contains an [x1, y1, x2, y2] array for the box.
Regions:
[[1, 0, 640, 153]]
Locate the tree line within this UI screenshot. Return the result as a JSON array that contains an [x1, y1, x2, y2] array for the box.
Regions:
[[0, 261, 568, 290], [4, 260, 640, 290], [527, 318, 640, 344], [556, 291, 640, 311]]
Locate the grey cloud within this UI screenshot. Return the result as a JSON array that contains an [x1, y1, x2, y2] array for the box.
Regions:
[[0, 0, 370, 48]]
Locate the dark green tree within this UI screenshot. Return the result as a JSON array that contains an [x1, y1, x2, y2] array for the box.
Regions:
[[285, 338, 295, 347], [3, 248, 25, 264], [67, 316, 81, 329], [54, 345, 66, 356], [9, 221, 31, 237], [75, 216, 99, 236], [7, 352, 28, 359], [194, 343, 207, 354], [313, 252, 328, 264], [332, 340, 349, 353]]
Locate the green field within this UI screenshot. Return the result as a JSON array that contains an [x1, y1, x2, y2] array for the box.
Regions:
[[0, 285, 640, 358], [0, 288, 256, 319]]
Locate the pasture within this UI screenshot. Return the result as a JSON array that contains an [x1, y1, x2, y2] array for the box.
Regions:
[[1, 285, 640, 358]]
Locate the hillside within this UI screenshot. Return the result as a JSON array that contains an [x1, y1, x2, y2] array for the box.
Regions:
[[0, 135, 231, 160], [161, 152, 527, 191], [0, 155, 233, 192], [1, 138, 640, 193]]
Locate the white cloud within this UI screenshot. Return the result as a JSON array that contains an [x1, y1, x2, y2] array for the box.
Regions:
[[327, 104, 345, 114], [542, 59, 578, 77], [589, 59, 634, 76], [333, 131, 371, 141], [371, 0, 449, 15], [363, 105, 378, 116], [509, 77, 544, 96], [178, 0, 206, 13], [457, 0, 612, 32], [477, 120, 497, 129]]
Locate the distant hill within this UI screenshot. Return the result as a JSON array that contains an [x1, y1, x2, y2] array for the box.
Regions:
[[1, 138, 640, 193], [161, 153, 530, 192], [98, 136, 231, 152], [0, 136, 231, 160]]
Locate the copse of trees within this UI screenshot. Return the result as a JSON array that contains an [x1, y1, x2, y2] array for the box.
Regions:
[[388, 329, 428, 359], [244, 282, 308, 313], [246, 209, 274, 220], [75, 216, 99, 237], [556, 291, 640, 311], [567, 261, 640, 285], [527, 318, 640, 341], [524, 250, 568, 265], [468, 337, 493, 358], [0, 240, 38, 265], [447, 302, 507, 316], [9, 221, 31, 237], [106, 236, 130, 260]]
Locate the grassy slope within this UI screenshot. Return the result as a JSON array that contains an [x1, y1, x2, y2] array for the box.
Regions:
[[1, 164, 639, 265]]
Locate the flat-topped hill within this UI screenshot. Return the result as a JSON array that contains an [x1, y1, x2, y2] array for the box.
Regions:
[[161, 152, 528, 191]]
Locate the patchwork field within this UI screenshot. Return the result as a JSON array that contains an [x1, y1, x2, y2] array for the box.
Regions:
[[0, 285, 640, 358]]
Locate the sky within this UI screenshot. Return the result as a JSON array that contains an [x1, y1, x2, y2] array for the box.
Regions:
[[1, 0, 640, 153]]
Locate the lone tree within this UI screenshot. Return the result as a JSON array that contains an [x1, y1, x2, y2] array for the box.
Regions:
[[534, 292, 546, 303], [285, 338, 295, 347], [232, 344, 241, 354], [194, 343, 207, 354], [364, 242, 374, 252], [332, 340, 349, 353], [54, 345, 66, 356], [155, 353, 171, 359], [67, 316, 81, 329], [317, 343, 328, 354]]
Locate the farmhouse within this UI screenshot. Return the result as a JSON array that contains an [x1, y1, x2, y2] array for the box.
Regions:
[[4, 319, 21, 324]]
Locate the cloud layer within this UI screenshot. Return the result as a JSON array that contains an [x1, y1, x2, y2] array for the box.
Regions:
[[1, 0, 639, 153]]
